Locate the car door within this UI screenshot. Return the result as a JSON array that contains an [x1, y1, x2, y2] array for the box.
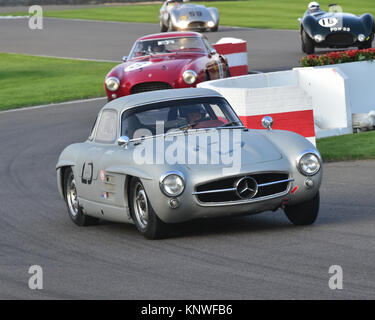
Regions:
[[76, 109, 119, 202]]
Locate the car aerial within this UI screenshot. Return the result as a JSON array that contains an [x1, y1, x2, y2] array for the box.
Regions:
[[159, 0, 219, 32], [56, 88, 323, 239], [299, 2, 374, 54], [104, 32, 230, 101]]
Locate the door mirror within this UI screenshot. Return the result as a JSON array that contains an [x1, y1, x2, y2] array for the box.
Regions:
[[210, 49, 217, 55], [261, 116, 274, 131], [118, 136, 130, 148], [122, 56, 128, 62]]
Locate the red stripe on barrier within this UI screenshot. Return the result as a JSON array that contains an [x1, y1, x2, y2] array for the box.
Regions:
[[213, 42, 247, 55], [239, 110, 315, 138], [229, 65, 248, 76]]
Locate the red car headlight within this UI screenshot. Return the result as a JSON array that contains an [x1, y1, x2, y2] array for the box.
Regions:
[[105, 77, 120, 91], [182, 70, 197, 85]]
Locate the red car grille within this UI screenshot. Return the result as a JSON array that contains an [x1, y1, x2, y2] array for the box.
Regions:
[[130, 82, 172, 94], [326, 33, 354, 46]]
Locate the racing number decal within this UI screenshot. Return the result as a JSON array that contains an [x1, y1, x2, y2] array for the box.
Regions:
[[318, 17, 338, 27], [81, 162, 93, 185]]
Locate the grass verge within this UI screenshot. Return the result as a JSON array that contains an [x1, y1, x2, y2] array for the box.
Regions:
[[317, 131, 375, 162], [2, 0, 374, 30], [0, 53, 116, 111]]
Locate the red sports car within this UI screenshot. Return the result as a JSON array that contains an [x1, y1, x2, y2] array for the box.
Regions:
[[104, 32, 230, 100]]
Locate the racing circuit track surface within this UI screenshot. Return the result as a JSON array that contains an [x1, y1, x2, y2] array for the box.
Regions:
[[1, 100, 375, 299], [1, 16, 375, 300], [0, 17, 302, 72]]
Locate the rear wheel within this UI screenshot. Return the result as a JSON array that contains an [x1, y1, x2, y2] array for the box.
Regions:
[[129, 178, 169, 239], [301, 30, 315, 54], [284, 192, 320, 226], [64, 168, 99, 226]]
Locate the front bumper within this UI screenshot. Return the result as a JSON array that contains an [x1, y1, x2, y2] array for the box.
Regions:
[[142, 159, 322, 224]]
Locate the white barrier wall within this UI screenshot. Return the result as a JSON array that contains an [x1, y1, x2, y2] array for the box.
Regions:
[[295, 66, 352, 137], [318, 61, 375, 114], [198, 61, 375, 138]]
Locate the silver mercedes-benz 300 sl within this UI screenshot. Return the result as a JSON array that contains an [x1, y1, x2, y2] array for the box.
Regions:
[[159, 0, 220, 32], [56, 88, 322, 239]]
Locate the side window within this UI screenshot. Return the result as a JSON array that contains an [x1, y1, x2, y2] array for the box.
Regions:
[[95, 110, 118, 143]]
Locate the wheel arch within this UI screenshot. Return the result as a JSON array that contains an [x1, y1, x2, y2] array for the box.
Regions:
[[56, 163, 75, 199]]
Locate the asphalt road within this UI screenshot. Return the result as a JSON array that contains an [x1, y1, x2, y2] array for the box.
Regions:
[[0, 100, 375, 299], [0, 17, 302, 72], [1, 16, 375, 300]]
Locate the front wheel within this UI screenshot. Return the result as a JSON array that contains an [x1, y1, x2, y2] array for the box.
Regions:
[[301, 30, 315, 54], [225, 65, 231, 78], [168, 19, 176, 32], [210, 25, 218, 32], [358, 40, 372, 49], [64, 168, 99, 226], [129, 178, 169, 239], [160, 20, 168, 32], [284, 192, 320, 226]]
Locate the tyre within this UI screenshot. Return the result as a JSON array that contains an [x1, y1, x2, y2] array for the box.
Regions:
[[160, 20, 168, 32], [204, 71, 210, 81], [211, 25, 218, 32], [129, 178, 169, 239], [284, 192, 320, 226], [301, 30, 315, 54], [358, 39, 372, 49], [64, 168, 99, 226], [225, 65, 231, 78]]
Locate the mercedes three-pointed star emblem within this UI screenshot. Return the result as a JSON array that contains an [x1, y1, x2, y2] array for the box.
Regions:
[[235, 176, 258, 200]]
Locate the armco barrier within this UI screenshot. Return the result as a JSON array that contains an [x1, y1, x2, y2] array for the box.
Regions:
[[213, 38, 248, 77]]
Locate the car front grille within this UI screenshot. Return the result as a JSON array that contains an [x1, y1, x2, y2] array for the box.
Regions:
[[188, 22, 206, 29], [326, 33, 354, 46], [130, 82, 172, 94], [194, 172, 292, 204]]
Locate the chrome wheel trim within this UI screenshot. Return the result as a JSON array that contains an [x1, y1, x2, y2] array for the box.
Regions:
[[133, 182, 149, 229], [67, 174, 79, 217]]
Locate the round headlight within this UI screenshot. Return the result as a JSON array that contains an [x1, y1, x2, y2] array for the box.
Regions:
[[160, 171, 185, 197], [297, 152, 321, 176], [105, 77, 120, 91], [179, 20, 189, 29], [358, 34, 366, 42], [182, 70, 197, 85], [314, 34, 324, 43], [207, 21, 215, 28]]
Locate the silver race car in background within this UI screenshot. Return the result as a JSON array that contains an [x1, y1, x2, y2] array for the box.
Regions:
[[159, 0, 220, 32], [57, 88, 323, 239]]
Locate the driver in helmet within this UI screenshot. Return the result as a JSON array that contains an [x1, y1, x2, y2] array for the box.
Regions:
[[308, 1, 320, 13], [181, 105, 206, 127]]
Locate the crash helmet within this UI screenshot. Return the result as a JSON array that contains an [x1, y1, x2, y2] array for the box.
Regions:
[[308, 2, 320, 12], [180, 104, 206, 118]]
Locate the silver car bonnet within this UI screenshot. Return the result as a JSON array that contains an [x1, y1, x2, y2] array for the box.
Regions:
[[173, 5, 213, 21], [132, 128, 282, 171]]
